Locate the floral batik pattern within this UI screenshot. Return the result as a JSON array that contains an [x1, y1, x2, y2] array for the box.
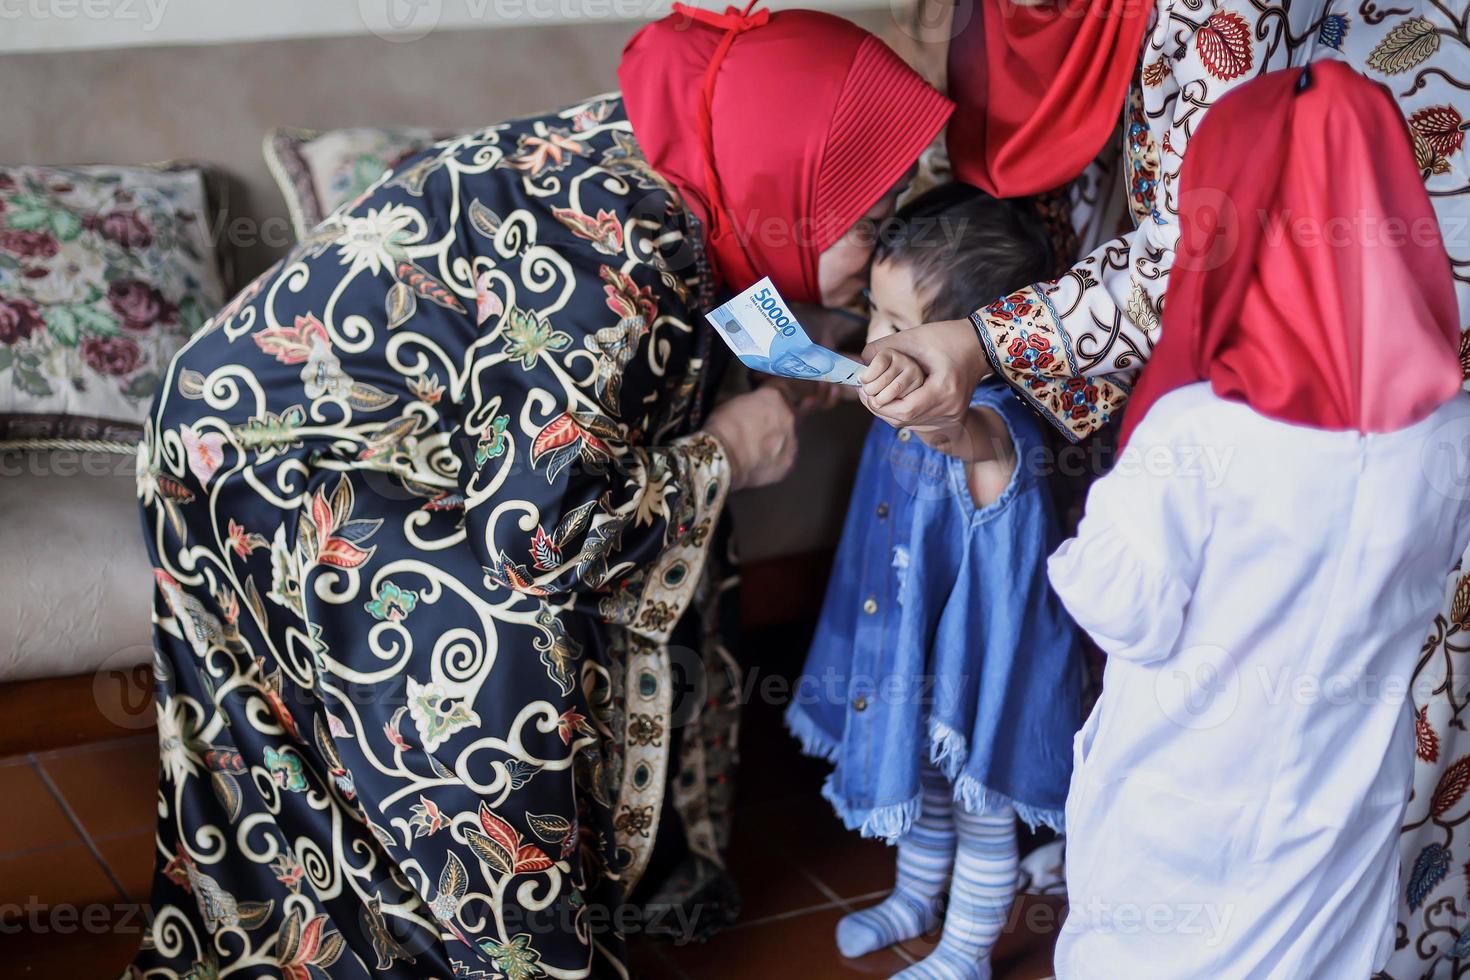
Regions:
[[130, 94, 735, 979], [969, 0, 1470, 972]]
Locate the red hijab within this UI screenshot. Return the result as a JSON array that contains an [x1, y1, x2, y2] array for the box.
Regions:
[[946, 0, 1152, 197], [619, 4, 953, 304], [1119, 62, 1462, 447]]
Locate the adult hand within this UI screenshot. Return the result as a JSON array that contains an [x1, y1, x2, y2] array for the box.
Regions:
[[758, 377, 851, 418], [860, 318, 992, 429], [703, 386, 799, 491]]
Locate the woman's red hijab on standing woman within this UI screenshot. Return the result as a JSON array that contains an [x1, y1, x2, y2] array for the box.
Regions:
[[619, 3, 953, 305], [1120, 62, 1462, 445], [946, 0, 1153, 197]]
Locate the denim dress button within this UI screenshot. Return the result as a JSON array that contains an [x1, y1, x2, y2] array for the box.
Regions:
[[862, 596, 878, 615], [853, 694, 869, 712], [876, 502, 889, 518]]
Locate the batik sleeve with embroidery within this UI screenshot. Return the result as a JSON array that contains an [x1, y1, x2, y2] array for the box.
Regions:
[[970, 0, 1287, 440]]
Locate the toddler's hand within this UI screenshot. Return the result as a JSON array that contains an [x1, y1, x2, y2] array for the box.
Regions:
[[860, 349, 923, 412], [861, 318, 992, 429]]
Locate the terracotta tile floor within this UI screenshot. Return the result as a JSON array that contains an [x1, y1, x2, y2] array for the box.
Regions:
[[625, 623, 1064, 980], [0, 733, 157, 978], [0, 624, 1063, 978]]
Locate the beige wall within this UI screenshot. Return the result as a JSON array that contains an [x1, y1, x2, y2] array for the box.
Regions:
[[0, 0, 890, 53]]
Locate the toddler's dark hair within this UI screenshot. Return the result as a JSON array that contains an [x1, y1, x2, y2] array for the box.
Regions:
[[874, 183, 1055, 322]]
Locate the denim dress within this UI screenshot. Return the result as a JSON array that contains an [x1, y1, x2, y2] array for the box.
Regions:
[[787, 382, 1084, 839]]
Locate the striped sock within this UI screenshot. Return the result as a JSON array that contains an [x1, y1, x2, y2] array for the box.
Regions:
[[836, 763, 955, 958], [893, 805, 1017, 980]]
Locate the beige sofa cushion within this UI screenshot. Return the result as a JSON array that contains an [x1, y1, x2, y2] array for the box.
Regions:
[[0, 450, 152, 681], [264, 126, 444, 239]]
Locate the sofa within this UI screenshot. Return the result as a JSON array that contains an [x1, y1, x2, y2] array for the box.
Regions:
[[0, 13, 892, 743]]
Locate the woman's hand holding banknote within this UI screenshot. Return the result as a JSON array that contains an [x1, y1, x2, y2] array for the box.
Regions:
[[859, 318, 993, 427]]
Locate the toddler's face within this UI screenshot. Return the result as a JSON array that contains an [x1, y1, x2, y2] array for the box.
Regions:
[[865, 258, 935, 346]]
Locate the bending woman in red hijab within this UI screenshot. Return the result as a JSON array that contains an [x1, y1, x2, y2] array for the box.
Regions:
[[1046, 63, 1468, 979], [129, 8, 950, 978]]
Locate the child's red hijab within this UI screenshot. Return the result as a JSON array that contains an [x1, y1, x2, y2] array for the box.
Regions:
[[619, 4, 953, 304], [1120, 62, 1462, 446]]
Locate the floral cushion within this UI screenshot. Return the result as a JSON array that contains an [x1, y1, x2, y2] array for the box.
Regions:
[[264, 126, 445, 239], [0, 164, 227, 451]]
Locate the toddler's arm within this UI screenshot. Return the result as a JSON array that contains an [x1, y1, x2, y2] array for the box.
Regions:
[[914, 408, 1015, 508]]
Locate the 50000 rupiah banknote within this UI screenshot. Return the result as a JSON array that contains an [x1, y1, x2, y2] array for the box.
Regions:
[[705, 277, 865, 385]]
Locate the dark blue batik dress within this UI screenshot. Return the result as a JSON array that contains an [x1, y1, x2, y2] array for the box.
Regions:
[[130, 94, 742, 980]]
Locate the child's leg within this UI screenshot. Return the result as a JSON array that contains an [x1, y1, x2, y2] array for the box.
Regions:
[[836, 762, 956, 958], [894, 804, 1018, 980]]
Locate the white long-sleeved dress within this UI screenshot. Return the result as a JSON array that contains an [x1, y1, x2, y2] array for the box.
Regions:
[[1049, 383, 1470, 979]]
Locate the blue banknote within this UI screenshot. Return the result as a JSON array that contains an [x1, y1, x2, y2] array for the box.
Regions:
[[705, 277, 865, 386]]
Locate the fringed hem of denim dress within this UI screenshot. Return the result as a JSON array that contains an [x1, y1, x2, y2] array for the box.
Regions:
[[787, 382, 1084, 843]]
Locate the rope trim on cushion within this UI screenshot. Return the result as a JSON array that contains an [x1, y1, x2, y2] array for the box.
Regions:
[[0, 439, 138, 455]]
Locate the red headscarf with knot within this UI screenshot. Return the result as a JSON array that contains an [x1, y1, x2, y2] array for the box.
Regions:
[[1120, 62, 1463, 446], [619, 4, 953, 304]]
